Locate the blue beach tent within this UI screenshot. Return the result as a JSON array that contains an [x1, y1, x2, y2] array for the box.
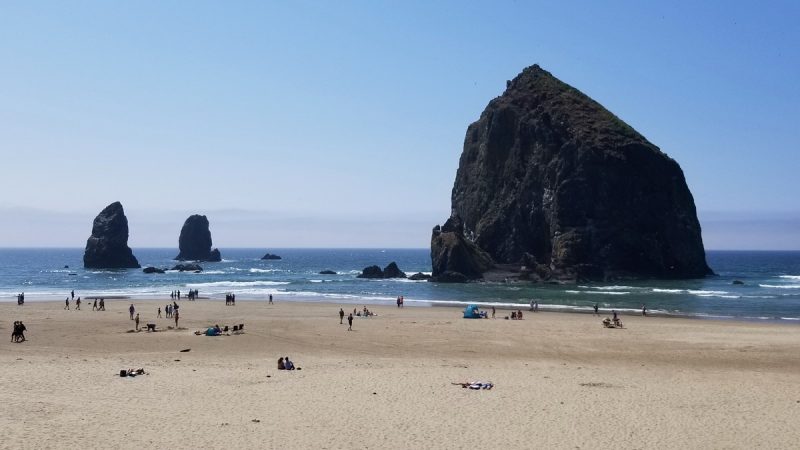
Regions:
[[463, 304, 482, 319]]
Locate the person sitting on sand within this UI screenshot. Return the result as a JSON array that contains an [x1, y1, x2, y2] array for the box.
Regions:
[[511, 311, 517, 320], [602, 317, 612, 328], [278, 357, 285, 370], [284, 356, 295, 370], [517, 309, 523, 320]]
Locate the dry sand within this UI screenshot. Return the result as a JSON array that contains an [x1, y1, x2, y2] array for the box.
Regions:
[[1, 298, 799, 449]]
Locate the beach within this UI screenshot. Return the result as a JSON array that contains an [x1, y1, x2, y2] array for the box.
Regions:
[[1, 298, 799, 449]]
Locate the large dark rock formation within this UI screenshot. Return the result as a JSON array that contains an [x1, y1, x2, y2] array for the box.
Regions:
[[143, 266, 166, 274], [432, 65, 712, 282], [261, 253, 282, 260], [83, 202, 140, 269], [175, 215, 222, 262]]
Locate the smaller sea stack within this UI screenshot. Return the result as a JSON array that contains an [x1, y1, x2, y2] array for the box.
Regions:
[[175, 215, 222, 261]]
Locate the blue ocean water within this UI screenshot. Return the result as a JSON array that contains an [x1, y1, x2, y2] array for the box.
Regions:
[[1, 248, 799, 321]]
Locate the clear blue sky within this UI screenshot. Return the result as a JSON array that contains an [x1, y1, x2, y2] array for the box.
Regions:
[[1, 1, 798, 249]]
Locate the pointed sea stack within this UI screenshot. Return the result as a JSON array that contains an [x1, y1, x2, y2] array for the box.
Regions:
[[175, 215, 222, 261], [83, 202, 140, 268], [432, 65, 712, 282]]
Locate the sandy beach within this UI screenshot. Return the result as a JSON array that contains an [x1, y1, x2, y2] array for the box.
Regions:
[[1, 298, 798, 449]]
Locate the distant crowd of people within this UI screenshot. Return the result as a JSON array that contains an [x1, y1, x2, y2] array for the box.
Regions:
[[225, 293, 236, 306], [16, 293, 24, 305], [171, 289, 199, 301]]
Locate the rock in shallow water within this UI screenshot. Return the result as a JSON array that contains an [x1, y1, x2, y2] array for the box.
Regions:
[[175, 215, 222, 262], [83, 202, 140, 269]]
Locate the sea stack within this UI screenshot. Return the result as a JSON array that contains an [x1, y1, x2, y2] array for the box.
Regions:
[[175, 215, 222, 261], [431, 65, 712, 282], [83, 202, 140, 268]]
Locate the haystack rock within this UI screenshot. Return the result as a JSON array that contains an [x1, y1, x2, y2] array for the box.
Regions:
[[431, 65, 712, 282], [174, 215, 222, 262], [83, 202, 140, 269]]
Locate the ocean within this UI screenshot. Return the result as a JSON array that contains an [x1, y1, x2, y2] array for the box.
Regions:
[[1, 248, 799, 321]]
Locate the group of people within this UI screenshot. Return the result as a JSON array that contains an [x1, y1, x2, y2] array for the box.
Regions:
[[355, 306, 375, 317], [91, 298, 106, 311], [65, 297, 81, 310], [338, 308, 355, 330], [528, 300, 539, 312], [225, 293, 236, 305], [15, 292, 24, 305], [510, 309, 524, 320], [277, 356, 296, 370], [602, 310, 624, 328], [395, 295, 404, 308], [170, 290, 182, 300], [10, 321, 27, 342]]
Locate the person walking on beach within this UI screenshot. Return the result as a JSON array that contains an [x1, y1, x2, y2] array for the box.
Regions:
[[339, 308, 345, 324], [269, 294, 273, 304], [157, 307, 162, 318], [174, 309, 180, 328], [129, 304, 135, 320], [99, 298, 105, 311], [642, 304, 647, 317], [71, 290, 74, 301], [347, 313, 353, 331], [64, 297, 70, 310], [75, 297, 81, 310], [492, 306, 496, 319], [534, 301, 539, 312], [594, 303, 599, 316], [135, 313, 140, 331]]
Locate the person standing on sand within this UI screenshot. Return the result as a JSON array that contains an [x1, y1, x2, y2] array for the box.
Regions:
[[269, 294, 273, 304], [642, 305, 647, 317], [174, 309, 179, 328], [129, 304, 135, 320], [99, 298, 105, 311], [339, 308, 345, 324], [157, 307, 162, 318], [71, 290, 74, 301], [75, 297, 81, 310], [594, 303, 599, 316], [347, 313, 353, 331], [64, 297, 69, 310], [135, 313, 140, 331], [492, 306, 496, 318]]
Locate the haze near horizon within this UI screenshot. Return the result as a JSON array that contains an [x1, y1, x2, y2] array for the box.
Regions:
[[1, 1, 798, 249]]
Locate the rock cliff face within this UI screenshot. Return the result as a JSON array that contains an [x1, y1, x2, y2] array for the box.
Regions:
[[175, 215, 222, 261], [432, 65, 712, 282], [83, 202, 140, 268]]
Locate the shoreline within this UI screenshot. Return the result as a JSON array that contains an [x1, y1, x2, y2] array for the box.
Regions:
[[9, 290, 800, 325], [8, 295, 800, 326]]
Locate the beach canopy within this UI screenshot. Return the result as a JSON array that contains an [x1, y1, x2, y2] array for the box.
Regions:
[[463, 304, 482, 319]]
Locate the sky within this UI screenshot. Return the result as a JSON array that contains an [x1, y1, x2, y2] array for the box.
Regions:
[[0, 1, 798, 249]]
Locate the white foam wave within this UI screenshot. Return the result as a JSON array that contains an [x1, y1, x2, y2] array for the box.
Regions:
[[759, 284, 800, 289], [578, 285, 637, 291], [778, 275, 800, 280], [201, 270, 226, 275], [249, 268, 280, 273], [652, 288, 684, 294], [188, 281, 290, 287], [564, 290, 630, 295], [688, 290, 729, 296]]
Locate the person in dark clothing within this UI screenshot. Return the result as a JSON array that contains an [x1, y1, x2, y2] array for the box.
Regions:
[[347, 313, 353, 331], [339, 308, 345, 324]]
